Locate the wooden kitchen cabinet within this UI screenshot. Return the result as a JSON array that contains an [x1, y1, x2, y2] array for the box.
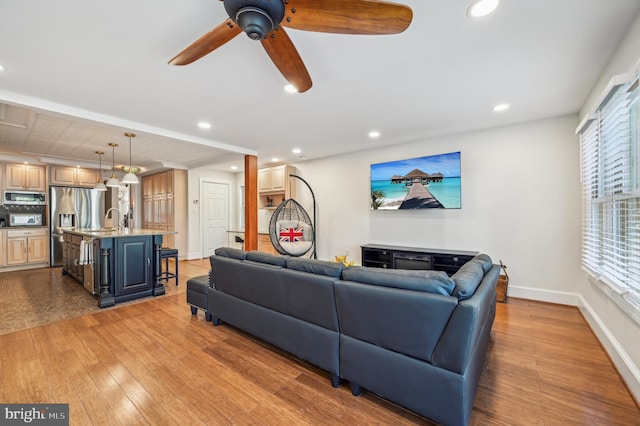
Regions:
[[50, 166, 101, 187], [141, 169, 186, 254], [142, 197, 153, 229], [0, 230, 5, 267], [142, 174, 153, 197], [63, 233, 83, 282], [259, 165, 293, 193], [28, 235, 48, 263], [5, 163, 47, 191], [6, 229, 48, 265], [258, 165, 296, 209], [6, 237, 26, 265], [152, 172, 168, 197]]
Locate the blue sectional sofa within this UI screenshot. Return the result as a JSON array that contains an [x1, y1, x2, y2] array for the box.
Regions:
[[209, 249, 344, 387], [207, 248, 498, 426]]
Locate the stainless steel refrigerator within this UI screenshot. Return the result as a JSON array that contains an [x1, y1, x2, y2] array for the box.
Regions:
[[49, 186, 106, 266]]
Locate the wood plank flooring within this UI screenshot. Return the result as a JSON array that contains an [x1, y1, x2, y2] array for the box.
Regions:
[[0, 260, 639, 425]]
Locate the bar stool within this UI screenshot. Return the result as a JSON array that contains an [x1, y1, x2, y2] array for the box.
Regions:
[[160, 248, 179, 286], [235, 235, 245, 250]]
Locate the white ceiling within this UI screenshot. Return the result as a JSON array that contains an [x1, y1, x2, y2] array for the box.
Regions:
[[1, 0, 639, 174]]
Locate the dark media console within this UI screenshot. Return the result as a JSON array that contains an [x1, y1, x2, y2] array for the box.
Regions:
[[361, 244, 478, 276]]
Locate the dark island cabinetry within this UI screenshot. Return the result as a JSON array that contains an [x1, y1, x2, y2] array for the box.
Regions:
[[62, 229, 170, 308], [361, 244, 478, 276], [114, 236, 153, 297]]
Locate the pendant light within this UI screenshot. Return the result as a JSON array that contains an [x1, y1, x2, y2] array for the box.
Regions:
[[106, 143, 120, 187], [121, 132, 139, 184], [94, 150, 107, 191]]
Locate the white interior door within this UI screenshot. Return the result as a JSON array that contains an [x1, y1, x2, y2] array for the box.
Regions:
[[202, 182, 229, 257]]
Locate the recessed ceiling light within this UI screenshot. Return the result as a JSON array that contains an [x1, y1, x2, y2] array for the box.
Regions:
[[271, 157, 279, 162], [493, 103, 510, 112], [369, 131, 381, 138], [292, 148, 301, 154], [198, 122, 211, 129], [284, 84, 298, 93], [467, 0, 499, 18], [230, 165, 238, 170], [0, 65, 5, 71]]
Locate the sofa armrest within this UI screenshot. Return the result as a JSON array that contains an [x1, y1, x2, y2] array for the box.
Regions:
[[432, 265, 499, 374]]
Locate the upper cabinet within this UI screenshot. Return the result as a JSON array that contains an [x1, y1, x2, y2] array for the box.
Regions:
[[258, 165, 296, 208], [50, 166, 100, 187], [152, 172, 168, 197], [259, 165, 295, 193], [4, 163, 47, 191]]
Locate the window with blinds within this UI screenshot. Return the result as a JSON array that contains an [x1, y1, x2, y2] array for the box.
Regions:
[[579, 73, 640, 307]]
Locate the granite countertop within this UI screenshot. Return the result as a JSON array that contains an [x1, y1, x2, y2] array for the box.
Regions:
[[61, 227, 176, 239]]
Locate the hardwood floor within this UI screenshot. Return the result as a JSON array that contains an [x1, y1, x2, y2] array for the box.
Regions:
[[0, 261, 638, 425], [0, 259, 192, 336]]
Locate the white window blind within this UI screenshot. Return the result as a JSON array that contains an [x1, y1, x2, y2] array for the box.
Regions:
[[579, 73, 640, 298]]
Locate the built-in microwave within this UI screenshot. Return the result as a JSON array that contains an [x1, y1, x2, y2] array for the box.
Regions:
[[3, 190, 47, 205], [9, 213, 43, 227]]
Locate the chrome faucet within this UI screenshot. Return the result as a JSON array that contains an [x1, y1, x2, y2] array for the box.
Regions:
[[104, 208, 121, 231]]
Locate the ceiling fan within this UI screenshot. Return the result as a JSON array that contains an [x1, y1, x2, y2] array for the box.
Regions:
[[169, 0, 413, 93]]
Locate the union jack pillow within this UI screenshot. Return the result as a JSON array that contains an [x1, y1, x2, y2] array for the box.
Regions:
[[279, 226, 305, 242]]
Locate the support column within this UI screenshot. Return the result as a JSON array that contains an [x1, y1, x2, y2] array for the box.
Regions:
[[153, 238, 165, 296], [99, 247, 115, 308], [244, 155, 258, 251]]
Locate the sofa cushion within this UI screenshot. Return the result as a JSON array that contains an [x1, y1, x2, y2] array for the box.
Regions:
[[214, 247, 248, 260], [451, 261, 485, 300], [470, 253, 493, 273], [341, 266, 455, 296], [246, 251, 288, 267], [286, 258, 344, 278]]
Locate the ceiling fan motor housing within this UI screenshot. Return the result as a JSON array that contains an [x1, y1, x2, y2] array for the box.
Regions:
[[224, 0, 285, 40]]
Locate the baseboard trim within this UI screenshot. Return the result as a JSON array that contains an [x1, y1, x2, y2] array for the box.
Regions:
[[508, 285, 581, 306], [577, 294, 640, 404], [509, 285, 640, 403], [186, 252, 203, 260]]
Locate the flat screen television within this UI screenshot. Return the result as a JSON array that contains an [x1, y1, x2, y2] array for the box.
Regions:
[[370, 151, 461, 210]]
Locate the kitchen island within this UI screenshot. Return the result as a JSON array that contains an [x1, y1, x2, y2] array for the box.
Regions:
[[61, 228, 175, 308]]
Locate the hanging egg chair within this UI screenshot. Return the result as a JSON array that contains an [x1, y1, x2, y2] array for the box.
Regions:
[[268, 175, 317, 258]]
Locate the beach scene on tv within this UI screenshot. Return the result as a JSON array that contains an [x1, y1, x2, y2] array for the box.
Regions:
[[370, 151, 461, 210]]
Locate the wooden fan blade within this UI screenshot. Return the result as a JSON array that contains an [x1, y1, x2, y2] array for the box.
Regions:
[[282, 0, 412, 35], [261, 27, 312, 93], [169, 19, 242, 65]]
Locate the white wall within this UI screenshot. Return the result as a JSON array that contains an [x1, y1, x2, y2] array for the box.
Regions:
[[293, 115, 582, 300], [576, 11, 640, 402], [580, 11, 640, 118]]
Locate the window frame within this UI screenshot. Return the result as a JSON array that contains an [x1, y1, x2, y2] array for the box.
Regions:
[[578, 71, 640, 324]]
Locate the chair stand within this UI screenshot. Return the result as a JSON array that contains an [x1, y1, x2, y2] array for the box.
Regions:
[[160, 248, 179, 286]]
